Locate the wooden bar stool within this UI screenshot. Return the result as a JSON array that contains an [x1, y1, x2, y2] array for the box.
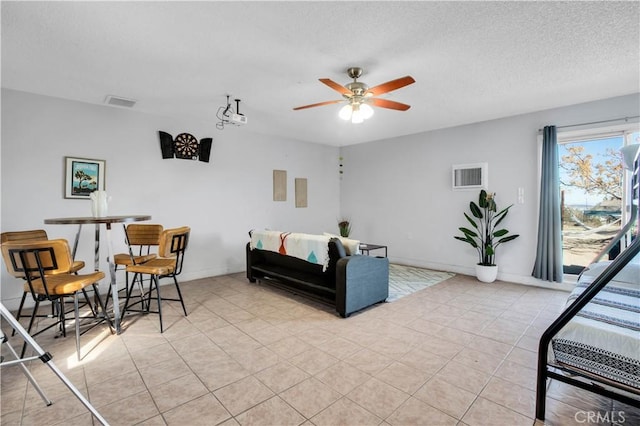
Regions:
[[107, 224, 163, 310], [1, 239, 110, 360], [1, 230, 87, 329], [123, 227, 190, 332]]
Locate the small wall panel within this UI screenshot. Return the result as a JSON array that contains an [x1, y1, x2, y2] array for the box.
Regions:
[[273, 170, 287, 201], [295, 178, 307, 208]]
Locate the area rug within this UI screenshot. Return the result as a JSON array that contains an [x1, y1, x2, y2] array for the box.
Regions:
[[387, 263, 455, 302]]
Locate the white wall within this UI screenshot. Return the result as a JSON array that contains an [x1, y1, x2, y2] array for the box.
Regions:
[[1, 89, 340, 309], [340, 93, 640, 290]]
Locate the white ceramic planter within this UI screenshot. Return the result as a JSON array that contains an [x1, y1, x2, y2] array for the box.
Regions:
[[476, 264, 498, 283]]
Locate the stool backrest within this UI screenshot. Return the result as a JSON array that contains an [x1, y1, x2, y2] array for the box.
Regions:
[[158, 226, 190, 275], [1, 229, 48, 244], [125, 224, 163, 248], [1, 239, 73, 279], [1, 230, 84, 275]]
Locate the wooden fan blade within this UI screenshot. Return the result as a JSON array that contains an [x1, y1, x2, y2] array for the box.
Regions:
[[365, 76, 415, 96], [370, 98, 411, 111], [319, 78, 353, 96], [293, 99, 344, 111]]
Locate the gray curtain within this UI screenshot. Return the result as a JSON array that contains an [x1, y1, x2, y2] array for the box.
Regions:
[[532, 125, 563, 282]]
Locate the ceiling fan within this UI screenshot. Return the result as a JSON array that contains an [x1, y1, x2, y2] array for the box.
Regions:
[[293, 67, 415, 123]]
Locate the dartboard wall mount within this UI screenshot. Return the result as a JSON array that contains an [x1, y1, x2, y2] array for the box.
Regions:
[[158, 131, 213, 162]]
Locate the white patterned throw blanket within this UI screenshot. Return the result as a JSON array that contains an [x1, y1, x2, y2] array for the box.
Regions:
[[250, 230, 331, 271], [551, 263, 640, 389]]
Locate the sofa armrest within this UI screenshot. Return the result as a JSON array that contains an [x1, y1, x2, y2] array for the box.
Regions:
[[335, 255, 389, 317]]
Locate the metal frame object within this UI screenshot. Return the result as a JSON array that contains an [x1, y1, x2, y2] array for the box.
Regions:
[[535, 237, 640, 420], [1, 328, 51, 406], [0, 303, 109, 425]]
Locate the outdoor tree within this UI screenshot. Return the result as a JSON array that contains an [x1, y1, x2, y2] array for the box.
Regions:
[[560, 145, 622, 201]]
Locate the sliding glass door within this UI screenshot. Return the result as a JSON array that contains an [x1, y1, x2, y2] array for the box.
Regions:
[[559, 130, 639, 275]]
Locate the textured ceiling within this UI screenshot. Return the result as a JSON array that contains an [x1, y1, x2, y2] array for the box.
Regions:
[[2, 1, 639, 146]]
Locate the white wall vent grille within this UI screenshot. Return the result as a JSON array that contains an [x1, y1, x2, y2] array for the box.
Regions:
[[104, 95, 136, 108], [452, 163, 487, 190]]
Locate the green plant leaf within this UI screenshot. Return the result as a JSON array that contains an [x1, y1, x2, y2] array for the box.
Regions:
[[454, 235, 478, 248], [497, 234, 520, 244], [493, 205, 513, 227], [464, 213, 479, 229], [493, 211, 508, 227], [493, 229, 508, 237], [478, 190, 488, 208], [486, 245, 494, 255], [459, 227, 478, 238], [470, 202, 483, 219]]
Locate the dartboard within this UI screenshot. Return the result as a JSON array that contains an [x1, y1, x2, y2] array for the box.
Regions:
[[174, 133, 199, 160]]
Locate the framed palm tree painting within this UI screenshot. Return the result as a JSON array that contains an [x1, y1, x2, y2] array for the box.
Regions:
[[64, 156, 106, 199]]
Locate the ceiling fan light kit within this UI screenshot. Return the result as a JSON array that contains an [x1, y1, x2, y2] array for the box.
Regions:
[[294, 67, 415, 124], [339, 102, 374, 124]]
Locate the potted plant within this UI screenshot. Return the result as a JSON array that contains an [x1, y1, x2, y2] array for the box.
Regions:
[[454, 190, 519, 282], [338, 219, 351, 237]]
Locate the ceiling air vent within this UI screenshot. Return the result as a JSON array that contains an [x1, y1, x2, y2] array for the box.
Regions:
[[452, 163, 488, 190], [104, 95, 136, 108]]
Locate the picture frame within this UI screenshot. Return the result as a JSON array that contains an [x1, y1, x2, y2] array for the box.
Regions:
[[64, 156, 106, 199]]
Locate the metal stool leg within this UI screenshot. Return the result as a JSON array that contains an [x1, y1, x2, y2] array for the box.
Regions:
[[74, 293, 81, 361], [11, 291, 27, 336], [173, 276, 188, 317], [153, 275, 164, 333]]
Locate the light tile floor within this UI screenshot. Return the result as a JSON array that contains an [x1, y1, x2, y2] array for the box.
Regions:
[[2, 273, 639, 425]]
